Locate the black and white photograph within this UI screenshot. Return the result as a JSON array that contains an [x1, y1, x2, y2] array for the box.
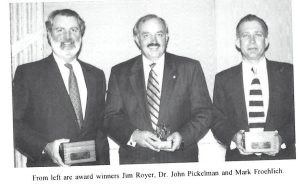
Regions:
[[1, 0, 299, 185]]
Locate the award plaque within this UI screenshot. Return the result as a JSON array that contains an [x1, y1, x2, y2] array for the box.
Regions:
[[243, 131, 279, 153], [59, 140, 96, 165], [155, 122, 172, 149]]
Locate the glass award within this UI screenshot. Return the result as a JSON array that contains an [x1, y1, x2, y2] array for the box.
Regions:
[[155, 122, 172, 149]]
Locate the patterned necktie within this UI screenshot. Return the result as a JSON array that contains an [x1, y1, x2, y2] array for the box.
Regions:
[[248, 67, 265, 129], [146, 63, 160, 130], [65, 63, 84, 129]]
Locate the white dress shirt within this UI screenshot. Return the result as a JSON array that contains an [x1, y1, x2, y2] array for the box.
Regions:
[[230, 57, 269, 149], [242, 57, 269, 125], [143, 54, 165, 92], [127, 54, 165, 147], [53, 53, 87, 118]]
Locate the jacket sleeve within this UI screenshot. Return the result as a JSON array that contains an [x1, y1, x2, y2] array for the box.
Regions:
[[211, 74, 239, 147], [177, 61, 213, 147], [94, 70, 110, 165], [104, 68, 136, 146], [13, 66, 49, 161]]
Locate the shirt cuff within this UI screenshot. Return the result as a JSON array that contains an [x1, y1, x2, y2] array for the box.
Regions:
[[127, 133, 137, 147], [230, 141, 237, 150]]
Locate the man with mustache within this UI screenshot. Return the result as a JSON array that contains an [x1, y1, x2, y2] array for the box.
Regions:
[[105, 14, 212, 164], [13, 9, 109, 167], [211, 14, 295, 161]]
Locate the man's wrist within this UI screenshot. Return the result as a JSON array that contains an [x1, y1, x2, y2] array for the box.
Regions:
[[127, 129, 139, 147], [230, 141, 237, 150]]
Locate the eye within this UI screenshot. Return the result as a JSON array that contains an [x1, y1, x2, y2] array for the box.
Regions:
[[255, 32, 264, 38], [142, 33, 150, 39], [156, 32, 165, 38], [240, 33, 250, 39], [70, 27, 80, 33], [54, 27, 63, 33]]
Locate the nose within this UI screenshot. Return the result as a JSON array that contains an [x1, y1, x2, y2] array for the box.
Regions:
[[150, 35, 158, 43], [63, 31, 71, 40], [250, 35, 256, 43]]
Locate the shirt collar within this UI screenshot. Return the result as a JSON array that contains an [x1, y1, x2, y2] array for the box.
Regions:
[[242, 57, 267, 73], [142, 54, 165, 69], [53, 52, 79, 67]]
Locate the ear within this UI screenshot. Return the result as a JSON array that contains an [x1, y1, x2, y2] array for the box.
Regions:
[[46, 31, 52, 46], [133, 35, 141, 49], [47, 30, 52, 37], [235, 38, 241, 49], [264, 37, 269, 49], [165, 34, 169, 44]]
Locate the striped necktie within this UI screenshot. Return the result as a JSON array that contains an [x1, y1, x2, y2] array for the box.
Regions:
[[248, 67, 265, 130], [146, 63, 160, 130], [65, 63, 84, 129]]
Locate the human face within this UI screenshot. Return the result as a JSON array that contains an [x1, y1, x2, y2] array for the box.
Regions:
[[135, 18, 169, 61], [236, 20, 269, 63], [48, 15, 82, 63]]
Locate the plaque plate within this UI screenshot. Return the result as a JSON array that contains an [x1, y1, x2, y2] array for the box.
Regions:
[[60, 140, 96, 165], [158, 140, 172, 149], [243, 131, 279, 153]]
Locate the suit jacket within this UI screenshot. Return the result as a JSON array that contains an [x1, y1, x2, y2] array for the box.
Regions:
[[212, 60, 295, 161], [13, 54, 110, 167], [105, 52, 212, 164]]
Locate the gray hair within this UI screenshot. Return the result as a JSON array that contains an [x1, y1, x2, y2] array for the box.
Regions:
[[236, 14, 268, 38], [133, 14, 169, 36], [45, 9, 86, 36]]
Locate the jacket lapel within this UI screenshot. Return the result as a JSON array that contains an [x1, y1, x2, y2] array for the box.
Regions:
[[232, 63, 249, 129], [46, 55, 81, 133], [265, 60, 277, 130], [129, 56, 150, 123], [79, 62, 95, 132], [159, 53, 177, 124]]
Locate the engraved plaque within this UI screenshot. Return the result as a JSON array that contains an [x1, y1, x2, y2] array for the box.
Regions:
[[60, 140, 96, 165], [243, 131, 279, 153]]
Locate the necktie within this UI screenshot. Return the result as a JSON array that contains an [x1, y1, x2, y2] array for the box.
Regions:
[[146, 63, 160, 130], [248, 67, 265, 129], [65, 63, 84, 129]]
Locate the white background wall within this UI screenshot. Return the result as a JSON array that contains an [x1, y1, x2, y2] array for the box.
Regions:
[[215, 0, 292, 72], [42, 0, 293, 164], [43, 0, 220, 164], [43, 0, 218, 95], [1, 0, 298, 185]]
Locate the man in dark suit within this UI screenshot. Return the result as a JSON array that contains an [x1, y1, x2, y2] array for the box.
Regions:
[[13, 9, 109, 167], [105, 14, 212, 164], [212, 14, 295, 161]]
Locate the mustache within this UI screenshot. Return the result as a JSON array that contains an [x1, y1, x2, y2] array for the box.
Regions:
[[60, 40, 76, 48], [147, 43, 160, 47]]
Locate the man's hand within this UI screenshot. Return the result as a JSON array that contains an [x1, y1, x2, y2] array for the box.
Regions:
[[44, 138, 70, 167], [263, 131, 282, 156], [132, 130, 161, 152], [161, 132, 182, 152], [232, 130, 254, 155]]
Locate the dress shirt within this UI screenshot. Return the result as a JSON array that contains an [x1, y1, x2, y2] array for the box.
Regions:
[[53, 53, 87, 118], [143, 54, 165, 92], [230, 57, 269, 150], [127, 54, 165, 147], [242, 57, 269, 124]]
